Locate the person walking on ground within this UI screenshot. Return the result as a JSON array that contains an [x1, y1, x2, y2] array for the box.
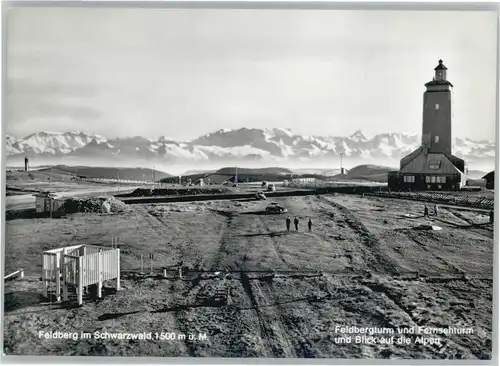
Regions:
[[286, 217, 291, 232], [308, 218, 312, 232], [424, 205, 429, 218], [434, 204, 439, 216], [294, 217, 299, 231]]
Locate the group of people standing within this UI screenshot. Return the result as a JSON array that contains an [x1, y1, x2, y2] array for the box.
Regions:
[[423, 204, 439, 218], [286, 216, 313, 232]]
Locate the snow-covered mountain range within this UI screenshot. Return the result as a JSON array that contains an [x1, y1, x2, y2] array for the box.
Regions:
[[6, 128, 495, 171]]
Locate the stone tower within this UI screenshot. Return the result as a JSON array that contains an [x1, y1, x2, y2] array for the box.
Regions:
[[421, 59, 453, 154]]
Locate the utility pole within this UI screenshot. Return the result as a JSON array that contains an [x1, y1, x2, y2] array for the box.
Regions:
[[340, 153, 344, 175], [235, 165, 238, 185], [152, 166, 155, 189]]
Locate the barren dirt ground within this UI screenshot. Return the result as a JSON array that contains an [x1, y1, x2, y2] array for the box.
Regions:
[[4, 194, 493, 358]]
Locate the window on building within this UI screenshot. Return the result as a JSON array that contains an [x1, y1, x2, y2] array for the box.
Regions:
[[438, 185, 442, 189], [435, 104, 440, 110], [442, 176, 446, 183], [431, 176, 436, 183], [426, 176, 431, 183], [429, 160, 441, 169], [404, 175, 415, 183]]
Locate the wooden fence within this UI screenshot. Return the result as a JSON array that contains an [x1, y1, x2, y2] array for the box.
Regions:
[[288, 181, 493, 210], [365, 191, 494, 210]]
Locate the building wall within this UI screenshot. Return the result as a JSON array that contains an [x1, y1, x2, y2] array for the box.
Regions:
[[388, 171, 399, 189], [53, 199, 65, 212], [388, 173, 462, 191], [35, 197, 45, 213], [422, 90, 452, 154]]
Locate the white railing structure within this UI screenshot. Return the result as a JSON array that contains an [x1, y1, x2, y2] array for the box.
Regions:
[[4, 268, 24, 281], [42, 244, 120, 306], [288, 179, 387, 189]]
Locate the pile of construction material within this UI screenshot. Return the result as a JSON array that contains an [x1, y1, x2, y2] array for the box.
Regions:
[[58, 196, 127, 214]]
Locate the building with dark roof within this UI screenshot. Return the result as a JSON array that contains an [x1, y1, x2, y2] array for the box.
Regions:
[[482, 171, 494, 189], [388, 60, 467, 191]]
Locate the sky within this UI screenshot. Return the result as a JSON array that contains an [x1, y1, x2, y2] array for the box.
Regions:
[[5, 6, 498, 141]]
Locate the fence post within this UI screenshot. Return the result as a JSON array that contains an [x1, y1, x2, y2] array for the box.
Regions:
[[55, 253, 61, 302], [77, 256, 83, 306], [97, 249, 103, 298], [116, 249, 121, 291], [42, 253, 48, 298], [62, 255, 68, 301]]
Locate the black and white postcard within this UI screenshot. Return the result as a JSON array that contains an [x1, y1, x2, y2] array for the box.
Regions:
[[2, 2, 497, 361]]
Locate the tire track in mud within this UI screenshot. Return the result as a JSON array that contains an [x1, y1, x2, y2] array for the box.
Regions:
[[239, 272, 294, 358], [257, 279, 315, 357], [208, 208, 296, 357], [253, 280, 298, 358], [318, 196, 400, 275], [258, 217, 290, 270], [208, 210, 238, 271]]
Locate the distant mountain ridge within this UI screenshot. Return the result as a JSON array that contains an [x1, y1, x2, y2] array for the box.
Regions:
[[6, 128, 495, 168], [7, 165, 172, 182]]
